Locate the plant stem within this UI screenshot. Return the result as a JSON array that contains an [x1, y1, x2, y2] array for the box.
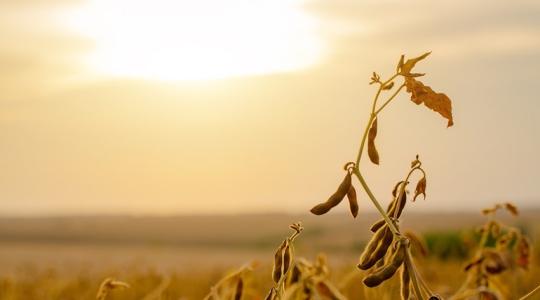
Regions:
[[520, 284, 540, 300], [405, 251, 425, 300], [375, 83, 406, 115], [353, 169, 399, 236], [354, 72, 402, 235]]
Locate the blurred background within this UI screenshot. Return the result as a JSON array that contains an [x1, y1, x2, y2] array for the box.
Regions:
[[0, 0, 539, 298]]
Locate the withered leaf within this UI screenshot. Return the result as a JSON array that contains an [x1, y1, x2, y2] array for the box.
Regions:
[[516, 236, 531, 269], [400, 52, 431, 75], [413, 176, 427, 201], [396, 55, 404, 73], [315, 280, 346, 300], [347, 185, 359, 218], [367, 117, 380, 165], [504, 202, 519, 216], [482, 249, 508, 274], [405, 78, 454, 127]]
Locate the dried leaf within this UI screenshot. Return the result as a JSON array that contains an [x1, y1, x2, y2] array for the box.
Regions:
[[396, 55, 404, 73], [315, 280, 346, 300], [482, 249, 508, 274], [347, 185, 359, 218], [413, 176, 426, 201], [367, 118, 380, 165], [405, 78, 454, 127], [400, 52, 431, 75], [516, 236, 531, 269], [504, 202, 519, 216]]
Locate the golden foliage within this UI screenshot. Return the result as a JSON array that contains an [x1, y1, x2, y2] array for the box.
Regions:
[[405, 77, 454, 127], [413, 176, 427, 201]]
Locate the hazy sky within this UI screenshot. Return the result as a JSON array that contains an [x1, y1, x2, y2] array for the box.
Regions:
[[1, 0, 539, 215]]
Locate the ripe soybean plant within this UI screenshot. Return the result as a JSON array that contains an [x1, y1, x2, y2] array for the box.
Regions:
[[310, 52, 453, 300]]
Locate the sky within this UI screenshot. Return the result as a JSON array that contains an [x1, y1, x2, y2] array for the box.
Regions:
[[1, 0, 539, 216]]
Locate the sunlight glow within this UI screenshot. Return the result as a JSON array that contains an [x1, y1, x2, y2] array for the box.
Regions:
[[64, 0, 324, 80]]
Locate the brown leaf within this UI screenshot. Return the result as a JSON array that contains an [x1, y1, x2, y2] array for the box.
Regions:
[[482, 249, 508, 274], [347, 185, 359, 218], [400, 52, 431, 75], [405, 78, 454, 127], [315, 280, 346, 300], [516, 236, 531, 269], [396, 55, 404, 73], [367, 118, 380, 165], [504, 202, 519, 216], [413, 176, 426, 201]]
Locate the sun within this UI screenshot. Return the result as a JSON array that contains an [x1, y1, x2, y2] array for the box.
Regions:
[[63, 0, 324, 81]]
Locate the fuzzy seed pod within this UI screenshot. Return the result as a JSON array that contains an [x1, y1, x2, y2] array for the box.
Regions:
[[234, 278, 243, 300], [347, 185, 359, 218], [368, 117, 380, 165], [400, 264, 410, 300], [370, 219, 386, 233], [359, 227, 393, 270], [390, 181, 407, 218], [358, 225, 389, 270], [310, 172, 352, 215], [283, 243, 292, 276], [272, 240, 287, 283], [483, 249, 508, 275], [363, 242, 406, 287]]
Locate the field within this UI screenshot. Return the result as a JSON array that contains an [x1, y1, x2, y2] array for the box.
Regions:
[[0, 211, 538, 299]]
